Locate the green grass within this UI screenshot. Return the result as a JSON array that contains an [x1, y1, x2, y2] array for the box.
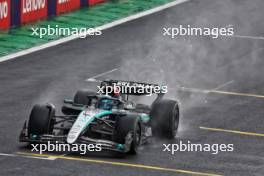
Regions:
[[0, 0, 172, 57]]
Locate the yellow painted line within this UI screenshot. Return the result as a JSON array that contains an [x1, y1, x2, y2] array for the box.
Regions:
[[177, 86, 264, 99], [17, 152, 223, 176], [200, 127, 264, 137], [209, 90, 264, 99], [180, 87, 264, 98]]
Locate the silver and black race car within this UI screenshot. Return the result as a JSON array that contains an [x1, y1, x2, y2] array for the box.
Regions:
[[19, 80, 180, 155]]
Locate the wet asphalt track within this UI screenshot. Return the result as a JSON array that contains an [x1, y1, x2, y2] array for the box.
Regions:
[[1, 0, 264, 175]]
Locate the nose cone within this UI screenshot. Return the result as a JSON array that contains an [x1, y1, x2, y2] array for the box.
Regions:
[[66, 111, 89, 144], [67, 133, 78, 144]]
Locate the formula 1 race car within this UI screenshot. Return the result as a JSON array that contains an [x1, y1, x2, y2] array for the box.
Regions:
[[19, 80, 180, 154]]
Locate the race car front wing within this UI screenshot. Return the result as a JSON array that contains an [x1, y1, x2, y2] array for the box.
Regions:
[[19, 121, 133, 153]]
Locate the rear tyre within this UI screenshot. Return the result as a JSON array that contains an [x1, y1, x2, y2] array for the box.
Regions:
[[114, 115, 141, 154], [150, 99, 179, 139], [28, 104, 55, 136], [74, 89, 97, 105]]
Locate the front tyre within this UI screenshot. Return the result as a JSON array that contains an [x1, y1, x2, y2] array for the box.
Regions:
[[114, 115, 141, 154], [28, 104, 55, 137], [150, 99, 179, 139]]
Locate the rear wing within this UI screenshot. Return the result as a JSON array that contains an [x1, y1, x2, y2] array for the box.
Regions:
[[100, 79, 167, 96]]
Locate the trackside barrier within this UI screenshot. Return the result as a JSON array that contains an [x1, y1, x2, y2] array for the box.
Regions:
[[56, 0, 80, 16], [0, 0, 11, 29], [88, 0, 105, 6], [20, 0, 48, 24], [0, 0, 107, 29]]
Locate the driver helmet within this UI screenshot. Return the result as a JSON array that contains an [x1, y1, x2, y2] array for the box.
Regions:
[[98, 99, 114, 110], [103, 86, 120, 98]]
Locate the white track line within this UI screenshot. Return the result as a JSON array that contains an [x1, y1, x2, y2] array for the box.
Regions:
[[23, 155, 56, 160], [212, 80, 234, 91], [86, 79, 103, 83], [0, 152, 55, 160], [0, 153, 17, 157], [86, 68, 118, 81], [168, 86, 210, 93], [169, 80, 234, 93], [230, 35, 264, 40], [0, 0, 189, 63]]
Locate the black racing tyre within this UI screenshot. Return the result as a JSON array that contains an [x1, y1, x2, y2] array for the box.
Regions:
[[74, 89, 97, 105], [114, 115, 141, 154], [150, 99, 179, 139], [28, 104, 55, 136]]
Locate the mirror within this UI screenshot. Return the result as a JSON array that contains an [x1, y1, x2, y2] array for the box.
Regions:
[[64, 99, 74, 104]]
